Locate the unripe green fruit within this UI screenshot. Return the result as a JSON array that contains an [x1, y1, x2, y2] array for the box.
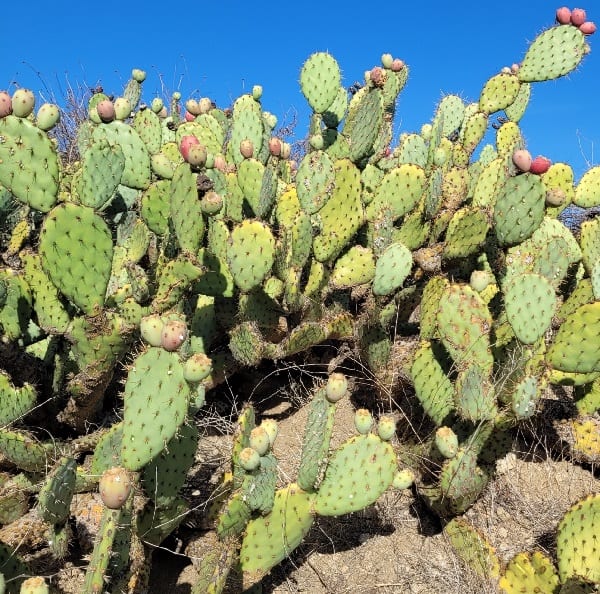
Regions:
[[381, 53, 394, 68], [132, 68, 147, 83], [377, 416, 396, 441], [200, 191, 223, 215], [435, 426, 459, 458], [309, 134, 324, 150], [392, 469, 415, 490], [140, 314, 165, 347], [19, 576, 49, 594], [469, 270, 494, 293], [546, 187, 566, 206], [190, 384, 206, 413], [263, 111, 278, 129], [198, 97, 212, 114], [12, 89, 35, 118], [114, 97, 132, 120], [160, 319, 188, 352], [36, 103, 60, 131], [185, 99, 201, 115], [99, 467, 132, 509], [421, 123, 432, 140], [354, 408, 374, 434], [186, 143, 208, 168], [249, 426, 271, 456], [183, 353, 212, 383], [260, 419, 278, 446], [280, 142, 291, 160], [325, 372, 348, 403], [239, 447, 261, 471], [252, 85, 263, 100], [433, 147, 448, 166], [151, 97, 164, 113]]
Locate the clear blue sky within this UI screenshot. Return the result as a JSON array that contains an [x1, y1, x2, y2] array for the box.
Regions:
[[2, 1, 598, 179]]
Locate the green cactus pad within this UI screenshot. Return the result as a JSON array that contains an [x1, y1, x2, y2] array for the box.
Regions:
[[37, 457, 77, 524], [225, 219, 275, 292], [499, 551, 559, 594], [240, 484, 314, 583], [503, 273, 556, 344], [574, 166, 600, 208], [296, 151, 335, 214], [0, 115, 59, 212], [314, 433, 396, 516], [121, 348, 190, 471], [454, 365, 497, 422], [132, 108, 162, 155], [504, 82, 531, 122], [439, 447, 489, 510], [170, 163, 205, 253], [39, 203, 113, 315], [444, 517, 501, 579], [372, 241, 413, 296], [330, 245, 376, 289], [556, 493, 600, 584], [479, 73, 521, 114], [343, 87, 384, 163], [0, 371, 37, 427], [0, 429, 52, 472], [300, 52, 341, 114], [443, 207, 490, 260], [518, 25, 587, 83], [493, 173, 545, 246], [547, 302, 600, 374]]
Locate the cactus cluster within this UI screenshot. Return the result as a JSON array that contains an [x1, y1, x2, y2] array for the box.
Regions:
[[0, 6, 598, 592]]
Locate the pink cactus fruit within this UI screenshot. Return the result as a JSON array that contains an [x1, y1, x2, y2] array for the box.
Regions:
[[185, 111, 196, 122], [268, 137, 282, 157], [530, 155, 552, 175], [0, 91, 12, 117], [214, 154, 227, 172], [240, 139, 254, 159], [160, 319, 188, 351], [580, 21, 597, 34], [96, 99, 116, 123], [556, 6, 572, 24], [512, 149, 533, 172], [179, 135, 200, 161], [99, 467, 132, 509], [369, 66, 387, 88], [570, 8, 587, 26], [390, 58, 405, 72]]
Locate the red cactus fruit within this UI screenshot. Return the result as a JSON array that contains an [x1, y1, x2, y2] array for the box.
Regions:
[[570, 8, 587, 26], [512, 149, 533, 172], [96, 99, 116, 123], [390, 58, 405, 72], [185, 110, 195, 122], [240, 139, 254, 159], [179, 135, 200, 161], [556, 6, 572, 24], [0, 91, 12, 117], [530, 155, 552, 175], [160, 319, 188, 351], [580, 21, 597, 35], [99, 467, 132, 509], [369, 66, 387, 88]]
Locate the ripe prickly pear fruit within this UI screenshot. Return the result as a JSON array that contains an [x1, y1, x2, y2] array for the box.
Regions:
[[260, 419, 278, 446], [249, 426, 271, 456], [19, 576, 49, 594], [114, 97, 132, 120], [132, 68, 146, 83], [381, 53, 394, 68], [160, 319, 188, 352], [140, 314, 165, 347], [392, 469, 415, 490], [99, 467, 132, 509], [570, 8, 587, 26], [354, 408, 374, 434], [183, 353, 212, 383], [512, 148, 532, 172], [96, 99, 116, 123], [240, 139, 254, 159], [580, 21, 597, 35], [252, 85, 263, 101], [325, 372, 349, 403], [200, 190, 223, 215], [180, 135, 200, 161], [378, 416, 396, 441], [391, 58, 405, 72], [151, 97, 164, 113], [239, 447, 261, 471], [435, 426, 459, 458], [0, 91, 12, 117], [546, 187, 567, 206], [530, 155, 552, 175], [11, 88, 35, 118], [556, 6, 572, 24], [369, 66, 387, 88], [214, 154, 227, 172], [36, 103, 61, 131], [186, 143, 208, 168], [185, 111, 195, 122], [268, 137, 282, 156]]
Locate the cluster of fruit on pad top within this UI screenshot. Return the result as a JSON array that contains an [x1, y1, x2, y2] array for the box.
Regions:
[[0, 5, 599, 593]]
